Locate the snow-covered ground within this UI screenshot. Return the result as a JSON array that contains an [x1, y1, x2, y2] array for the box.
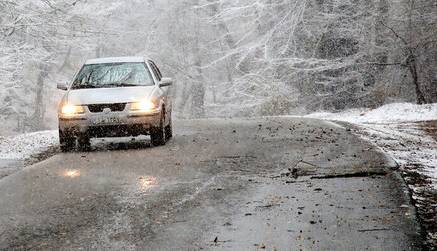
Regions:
[[0, 130, 58, 161], [0, 130, 57, 178], [307, 102, 437, 124]]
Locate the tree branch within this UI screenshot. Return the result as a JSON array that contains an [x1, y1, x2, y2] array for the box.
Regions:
[[380, 21, 409, 47], [367, 62, 407, 67]]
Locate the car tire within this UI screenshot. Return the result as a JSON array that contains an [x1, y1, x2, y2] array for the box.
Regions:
[[165, 115, 173, 140], [59, 130, 75, 152], [77, 134, 91, 151], [151, 112, 166, 146]]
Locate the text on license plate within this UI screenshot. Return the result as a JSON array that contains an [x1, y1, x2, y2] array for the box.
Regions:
[[94, 117, 122, 125]]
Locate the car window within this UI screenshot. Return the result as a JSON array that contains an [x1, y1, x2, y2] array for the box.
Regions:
[[149, 61, 162, 81], [71, 62, 154, 89], [153, 62, 163, 79]]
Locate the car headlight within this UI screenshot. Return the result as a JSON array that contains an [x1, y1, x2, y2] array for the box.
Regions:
[[130, 100, 158, 112], [61, 104, 85, 115]]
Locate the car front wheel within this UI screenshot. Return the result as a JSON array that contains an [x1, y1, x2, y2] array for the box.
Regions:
[[150, 112, 166, 146], [165, 115, 173, 140], [77, 134, 91, 151], [59, 130, 75, 152]]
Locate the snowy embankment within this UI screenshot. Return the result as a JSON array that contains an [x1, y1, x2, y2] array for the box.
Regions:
[[307, 102, 437, 124], [0, 130, 58, 161], [0, 130, 57, 178]]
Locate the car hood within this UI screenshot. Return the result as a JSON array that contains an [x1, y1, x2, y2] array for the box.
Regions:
[[65, 86, 156, 105]]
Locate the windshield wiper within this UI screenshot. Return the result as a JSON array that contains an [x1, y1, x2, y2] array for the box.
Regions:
[[73, 82, 140, 89], [73, 82, 100, 89], [106, 82, 140, 87]]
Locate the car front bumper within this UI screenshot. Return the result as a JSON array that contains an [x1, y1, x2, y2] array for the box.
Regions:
[[59, 111, 161, 138]]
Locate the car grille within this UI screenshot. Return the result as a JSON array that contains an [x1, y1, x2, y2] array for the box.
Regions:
[[88, 124, 148, 137], [87, 103, 126, 113]]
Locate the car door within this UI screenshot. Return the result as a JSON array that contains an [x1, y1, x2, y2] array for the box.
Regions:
[[149, 60, 172, 120]]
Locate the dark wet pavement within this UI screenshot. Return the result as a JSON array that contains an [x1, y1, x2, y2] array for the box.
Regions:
[[0, 117, 422, 250], [0, 159, 25, 179]]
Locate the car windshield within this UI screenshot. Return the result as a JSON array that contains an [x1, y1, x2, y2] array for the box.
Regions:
[[71, 62, 154, 89]]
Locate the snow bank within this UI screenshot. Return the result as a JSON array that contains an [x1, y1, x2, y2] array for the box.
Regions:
[[0, 130, 58, 160], [306, 102, 437, 123]]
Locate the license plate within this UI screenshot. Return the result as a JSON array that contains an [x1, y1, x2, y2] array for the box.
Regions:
[[93, 117, 122, 125]]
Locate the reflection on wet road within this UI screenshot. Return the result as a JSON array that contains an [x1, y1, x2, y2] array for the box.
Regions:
[[63, 169, 81, 178], [138, 176, 158, 192], [0, 118, 422, 250]]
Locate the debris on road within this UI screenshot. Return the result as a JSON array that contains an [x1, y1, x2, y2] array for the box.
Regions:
[[306, 103, 437, 248]]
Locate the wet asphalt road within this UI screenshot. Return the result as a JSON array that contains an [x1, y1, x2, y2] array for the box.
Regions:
[[0, 117, 422, 250]]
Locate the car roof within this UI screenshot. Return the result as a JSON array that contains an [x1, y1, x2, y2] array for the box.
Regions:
[[85, 57, 150, 65]]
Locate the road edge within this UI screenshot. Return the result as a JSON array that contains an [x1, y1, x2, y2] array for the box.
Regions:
[[333, 120, 426, 249]]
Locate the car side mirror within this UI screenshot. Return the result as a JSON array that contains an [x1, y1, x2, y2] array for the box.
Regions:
[[57, 83, 68, 91], [159, 78, 173, 88]]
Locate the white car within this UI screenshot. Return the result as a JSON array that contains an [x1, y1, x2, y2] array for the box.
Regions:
[[57, 57, 173, 151]]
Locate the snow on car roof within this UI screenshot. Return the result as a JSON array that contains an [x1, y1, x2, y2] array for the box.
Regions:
[[85, 57, 149, 65]]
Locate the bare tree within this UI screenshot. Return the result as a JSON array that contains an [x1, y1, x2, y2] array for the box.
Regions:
[[0, 0, 436, 134], [374, 0, 436, 104]]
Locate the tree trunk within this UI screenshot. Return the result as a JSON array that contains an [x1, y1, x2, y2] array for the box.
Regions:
[[191, 0, 205, 118], [58, 46, 72, 72], [208, 1, 238, 84], [408, 57, 426, 104], [33, 66, 48, 129], [192, 57, 205, 118]]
